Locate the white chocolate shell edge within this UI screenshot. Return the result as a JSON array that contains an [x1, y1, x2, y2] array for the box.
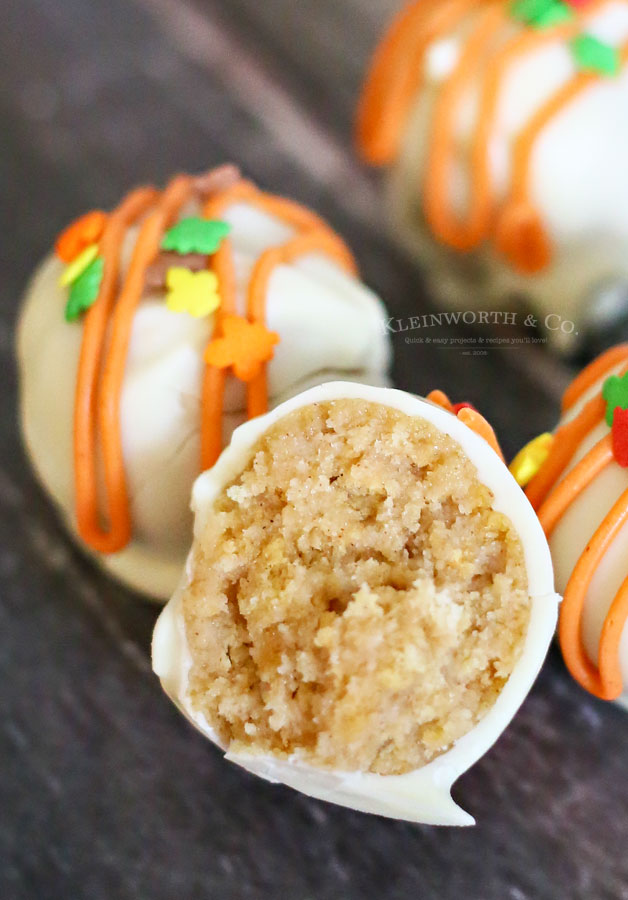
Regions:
[[152, 381, 559, 825]]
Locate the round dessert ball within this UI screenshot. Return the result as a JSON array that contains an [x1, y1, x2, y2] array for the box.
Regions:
[[18, 166, 391, 600], [357, 0, 628, 353], [523, 343, 628, 704], [153, 381, 558, 825]]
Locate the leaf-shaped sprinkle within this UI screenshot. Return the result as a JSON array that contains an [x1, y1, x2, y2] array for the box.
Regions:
[[570, 34, 620, 77], [161, 217, 231, 255], [59, 243, 100, 287], [602, 372, 628, 426], [509, 433, 554, 487], [165, 267, 221, 318], [55, 210, 107, 263], [612, 407, 628, 467], [510, 0, 572, 27], [65, 256, 104, 322], [205, 315, 280, 381]]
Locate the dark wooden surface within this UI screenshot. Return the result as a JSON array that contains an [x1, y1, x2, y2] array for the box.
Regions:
[[3, 1, 628, 898]]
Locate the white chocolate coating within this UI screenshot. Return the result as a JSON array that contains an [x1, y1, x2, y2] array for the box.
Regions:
[[546, 365, 628, 705], [388, 1, 628, 353], [17, 202, 391, 600], [152, 381, 558, 825]]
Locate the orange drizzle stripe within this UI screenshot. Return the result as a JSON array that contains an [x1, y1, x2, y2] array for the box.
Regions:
[[198, 185, 242, 471], [245, 230, 356, 420], [356, 0, 483, 165], [253, 195, 355, 257], [558, 486, 628, 699], [498, 41, 628, 271], [200, 181, 358, 469], [356, 0, 443, 164], [74, 186, 159, 553], [509, 73, 600, 205], [562, 344, 628, 412], [95, 175, 194, 551], [200, 366, 229, 472], [426, 388, 454, 411], [71, 171, 359, 546], [199, 245, 236, 470], [537, 434, 614, 536], [525, 392, 608, 509], [511, 43, 628, 206], [528, 342, 628, 698], [457, 407, 505, 461], [247, 230, 355, 324], [425, 390, 504, 456], [598, 575, 628, 698], [423, 5, 507, 251], [464, 8, 603, 255], [202, 179, 354, 254], [358, 0, 614, 271]]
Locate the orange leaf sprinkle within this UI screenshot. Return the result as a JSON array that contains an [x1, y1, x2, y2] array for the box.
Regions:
[[205, 314, 280, 382], [55, 210, 108, 263]]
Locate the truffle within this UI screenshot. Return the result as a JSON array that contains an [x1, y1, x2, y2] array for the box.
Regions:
[[153, 382, 558, 824], [357, 0, 628, 352], [525, 343, 628, 704], [17, 167, 391, 599]]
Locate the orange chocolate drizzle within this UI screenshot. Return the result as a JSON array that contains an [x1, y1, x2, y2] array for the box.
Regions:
[[526, 344, 628, 699], [426, 388, 505, 459], [356, 0, 625, 273], [71, 168, 357, 554]]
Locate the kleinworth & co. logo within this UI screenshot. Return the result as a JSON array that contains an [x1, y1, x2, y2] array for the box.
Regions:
[[382, 310, 577, 353]]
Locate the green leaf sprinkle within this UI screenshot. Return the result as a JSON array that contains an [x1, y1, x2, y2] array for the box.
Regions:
[[570, 34, 621, 77], [602, 372, 628, 426], [161, 217, 231, 255], [64, 256, 104, 322], [510, 0, 572, 27], [532, 0, 573, 28]]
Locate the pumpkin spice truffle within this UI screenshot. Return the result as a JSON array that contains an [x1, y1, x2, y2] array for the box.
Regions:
[[357, 0, 628, 352], [17, 167, 391, 600], [522, 344, 628, 705], [153, 382, 558, 825]]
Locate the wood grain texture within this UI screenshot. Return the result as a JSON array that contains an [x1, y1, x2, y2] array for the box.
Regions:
[[2, 0, 627, 898]]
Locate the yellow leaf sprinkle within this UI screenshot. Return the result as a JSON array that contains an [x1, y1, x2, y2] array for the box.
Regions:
[[165, 267, 221, 318], [509, 432, 554, 487], [59, 243, 100, 287]]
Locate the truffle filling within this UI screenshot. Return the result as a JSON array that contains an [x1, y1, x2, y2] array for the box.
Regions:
[[182, 399, 530, 775]]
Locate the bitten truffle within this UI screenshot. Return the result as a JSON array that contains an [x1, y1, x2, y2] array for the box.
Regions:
[[153, 382, 558, 824]]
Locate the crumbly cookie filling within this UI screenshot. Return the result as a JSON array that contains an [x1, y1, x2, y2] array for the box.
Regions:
[[182, 399, 530, 775]]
